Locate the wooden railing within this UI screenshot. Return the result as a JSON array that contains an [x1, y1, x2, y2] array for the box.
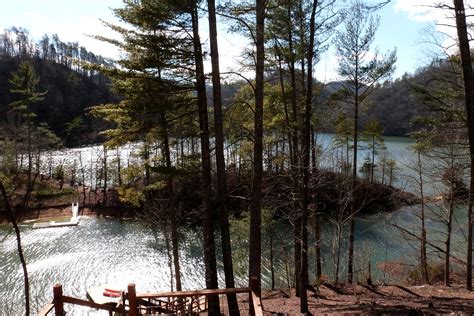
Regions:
[[38, 278, 263, 315], [38, 284, 125, 316]]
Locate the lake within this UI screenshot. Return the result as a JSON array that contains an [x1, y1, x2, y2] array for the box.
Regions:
[[1, 135, 470, 314]]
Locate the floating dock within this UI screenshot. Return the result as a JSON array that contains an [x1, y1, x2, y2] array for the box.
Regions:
[[32, 203, 81, 229]]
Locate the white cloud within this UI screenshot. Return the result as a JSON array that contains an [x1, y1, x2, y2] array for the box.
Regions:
[[394, 0, 449, 23], [394, 0, 474, 54]]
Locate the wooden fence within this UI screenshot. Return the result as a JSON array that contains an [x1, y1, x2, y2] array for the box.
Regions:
[[38, 278, 263, 315]]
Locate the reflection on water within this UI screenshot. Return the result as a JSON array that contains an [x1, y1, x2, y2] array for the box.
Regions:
[[1, 204, 469, 315]]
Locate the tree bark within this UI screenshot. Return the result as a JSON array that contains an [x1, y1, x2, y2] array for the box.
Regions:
[[453, 0, 474, 291], [300, 0, 318, 312], [207, 1, 239, 313], [249, 0, 266, 295], [191, 3, 220, 313]]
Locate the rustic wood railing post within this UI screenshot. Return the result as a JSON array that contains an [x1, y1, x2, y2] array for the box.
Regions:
[[128, 283, 138, 316], [250, 277, 257, 316], [53, 284, 64, 316]]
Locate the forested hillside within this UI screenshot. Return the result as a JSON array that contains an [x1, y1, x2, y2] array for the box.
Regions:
[[0, 27, 118, 146], [0, 25, 447, 144], [321, 69, 435, 137]]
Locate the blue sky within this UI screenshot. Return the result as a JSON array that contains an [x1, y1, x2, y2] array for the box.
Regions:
[[0, 0, 461, 81]]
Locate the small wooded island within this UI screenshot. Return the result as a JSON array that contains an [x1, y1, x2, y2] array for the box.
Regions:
[[1, 0, 474, 315]]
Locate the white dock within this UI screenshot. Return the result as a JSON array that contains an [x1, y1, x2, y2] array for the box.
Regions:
[[32, 202, 81, 229]]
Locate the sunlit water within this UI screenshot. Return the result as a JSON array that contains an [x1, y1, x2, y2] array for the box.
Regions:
[[1, 205, 469, 315], [2, 135, 470, 314], [0, 218, 209, 314]]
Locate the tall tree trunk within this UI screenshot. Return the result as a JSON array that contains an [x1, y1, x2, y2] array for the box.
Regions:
[[249, 0, 265, 294], [161, 112, 182, 292], [348, 58, 360, 285], [453, 0, 474, 291], [190, 3, 220, 313], [207, 1, 238, 313], [285, 6, 302, 296], [0, 182, 30, 316], [287, 5, 299, 169], [300, 0, 318, 312]]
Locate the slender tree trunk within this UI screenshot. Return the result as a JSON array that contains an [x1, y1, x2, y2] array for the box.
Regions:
[[418, 151, 429, 284], [285, 6, 302, 296], [446, 170, 454, 286], [0, 182, 30, 316], [335, 223, 342, 284], [103, 145, 107, 206], [117, 147, 122, 186], [163, 226, 174, 291], [294, 216, 302, 296], [313, 210, 322, 282], [191, 3, 220, 313], [276, 50, 294, 166], [27, 121, 32, 192], [161, 112, 182, 292], [79, 152, 86, 206], [269, 223, 275, 290], [207, 1, 238, 312], [311, 126, 317, 172], [144, 143, 150, 186], [453, 0, 474, 291], [21, 121, 34, 210], [300, 1, 318, 312], [287, 5, 299, 169], [348, 60, 360, 284], [371, 136, 375, 183], [249, 0, 265, 294]]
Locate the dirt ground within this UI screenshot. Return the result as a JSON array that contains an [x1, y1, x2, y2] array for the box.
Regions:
[[260, 283, 474, 315]]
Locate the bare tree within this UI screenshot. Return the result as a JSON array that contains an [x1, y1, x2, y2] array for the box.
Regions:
[[0, 182, 30, 316], [334, 0, 396, 284]]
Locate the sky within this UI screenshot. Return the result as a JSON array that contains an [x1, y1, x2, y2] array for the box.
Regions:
[[0, 0, 471, 82]]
